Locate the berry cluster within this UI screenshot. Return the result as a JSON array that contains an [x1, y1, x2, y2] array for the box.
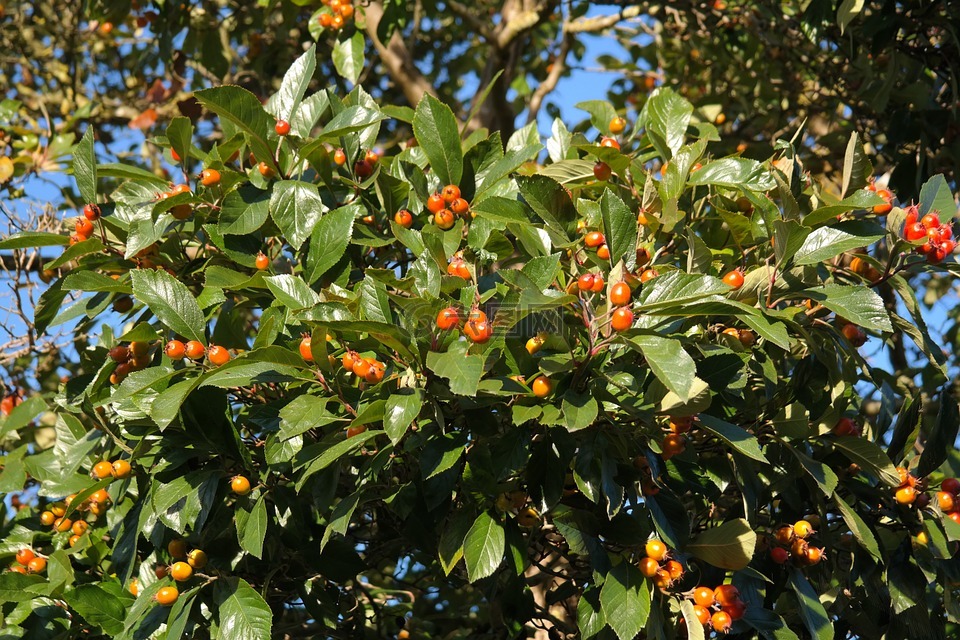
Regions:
[[769, 519, 825, 566], [688, 584, 747, 635], [9, 548, 46, 575], [583, 230, 611, 260], [866, 182, 895, 215], [436, 307, 493, 344], [428, 184, 471, 230], [902, 206, 955, 264], [895, 466, 923, 506], [935, 477, 960, 524], [721, 327, 757, 347], [38, 488, 112, 546], [341, 350, 386, 384], [164, 339, 232, 367], [662, 416, 692, 460], [152, 540, 209, 605], [92, 458, 133, 481], [70, 204, 101, 244], [316, 0, 355, 31], [637, 539, 685, 591], [447, 254, 471, 279], [108, 340, 156, 384]]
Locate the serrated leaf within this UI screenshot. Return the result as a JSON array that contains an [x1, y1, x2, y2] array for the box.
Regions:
[[600, 562, 650, 640], [305, 204, 357, 283], [804, 283, 892, 333], [600, 189, 638, 270], [265, 274, 320, 309], [332, 30, 364, 84], [214, 578, 273, 640], [840, 132, 871, 196], [628, 335, 698, 402], [131, 268, 206, 344], [73, 127, 97, 204], [0, 232, 71, 249], [687, 157, 775, 191], [789, 571, 833, 640], [696, 414, 768, 462], [793, 221, 885, 266], [384, 390, 421, 444], [687, 518, 757, 570], [830, 437, 899, 486], [463, 511, 505, 582], [268, 44, 316, 120], [269, 180, 326, 250], [195, 86, 276, 173], [426, 341, 485, 397], [413, 94, 463, 187], [918, 173, 956, 217], [239, 496, 268, 559]]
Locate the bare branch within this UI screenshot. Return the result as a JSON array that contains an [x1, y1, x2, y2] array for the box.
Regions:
[[564, 6, 643, 33], [527, 33, 573, 124], [363, 1, 436, 108]]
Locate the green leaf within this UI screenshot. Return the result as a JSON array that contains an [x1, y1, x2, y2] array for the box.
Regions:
[[790, 447, 839, 496], [62, 270, 131, 293], [214, 577, 273, 640], [426, 341, 485, 397], [918, 173, 956, 217], [421, 431, 468, 479], [642, 87, 693, 156], [578, 587, 607, 639], [64, 584, 128, 635], [686, 518, 757, 570], [803, 283, 892, 333], [131, 268, 206, 344], [562, 391, 599, 432], [575, 100, 618, 135], [792, 221, 885, 266], [268, 44, 316, 121], [802, 189, 885, 227], [279, 396, 340, 440], [195, 86, 276, 172], [0, 232, 71, 249], [599, 562, 650, 640], [0, 572, 45, 603], [830, 437, 899, 486], [439, 509, 475, 576], [628, 335, 699, 402], [269, 180, 326, 250], [73, 126, 97, 204], [696, 414, 768, 462], [315, 106, 387, 142], [305, 204, 358, 283], [789, 570, 833, 640], [687, 157, 775, 191], [239, 495, 268, 559], [917, 384, 960, 477], [515, 174, 574, 237], [636, 272, 728, 311], [463, 511, 505, 582], [219, 185, 270, 235], [413, 94, 463, 187], [840, 131, 871, 196], [384, 390, 421, 444], [97, 162, 168, 185], [600, 189, 638, 270], [887, 392, 921, 464], [742, 606, 802, 640], [46, 236, 104, 269], [332, 30, 365, 84], [265, 274, 320, 309], [680, 599, 707, 640], [295, 430, 380, 489], [166, 117, 194, 164], [833, 494, 881, 559]]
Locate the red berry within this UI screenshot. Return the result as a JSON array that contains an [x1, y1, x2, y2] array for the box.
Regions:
[[83, 204, 101, 221], [437, 307, 460, 331], [722, 269, 745, 289], [611, 307, 634, 331], [275, 119, 291, 136], [593, 161, 612, 181], [921, 213, 941, 229]]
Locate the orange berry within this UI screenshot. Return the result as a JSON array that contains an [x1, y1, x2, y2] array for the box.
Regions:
[[352, 358, 372, 378], [774, 525, 795, 544], [255, 252, 270, 270], [645, 539, 668, 562], [639, 268, 658, 283], [434, 208, 456, 230], [531, 376, 553, 398], [93, 461, 115, 479], [231, 475, 252, 496], [199, 169, 220, 187], [793, 520, 815, 538], [437, 306, 460, 331], [426, 194, 446, 214], [169, 561, 193, 581], [155, 586, 179, 606], [346, 424, 368, 438], [71, 520, 88, 536], [187, 549, 208, 569], [83, 203, 101, 221], [275, 119, 290, 136], [584, 231, 605, 248], [450, 198, 470, 216], [693, 586, 715, 607], [342, 351, 360, 372], [27, 557, 47, 574], [638, 556, 660, 578], [599, 137, 620, 150], [938, 491, 956, 511], [167, 539, 188, 559], [713, 584, 740, 607], [75, 217, 95, 237], [896, 485, 917, 505], [207, 345, 231, 366], [394, 209, 413, 228], [664, 559, 683, 580], [295, 337, 314, 362], [40, 511, 55, 526], [609, 116, 627, 134], [693, 605, 711, 626], [441, 184, 461, 203], [610, 282, 631, 306], [611, 307, 634, 332], [15, 548, 35, 566], [184, 340, 205, 360], [54, 517, 72, 532], [596, 244, 611, 260], [722, 269, 745, 289], [804, 546, 824, 565], [164, 339, 186, 360], [464, 319, 493, 344], [333, 148, 347, 165]]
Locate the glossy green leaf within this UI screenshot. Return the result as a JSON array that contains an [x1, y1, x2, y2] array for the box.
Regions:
[[131, 268, 206, 344], [269, 180, 326, 250], [268, 44, 316, 120], [687, 518, 757, 570], [73, 126, 97, 204], [0, 232, 71, 249], [332, 30, 364, 84], [413, 94, 463, 187], [696, 414, 767, 462], [214, 578, 273, 640], [804, 283, 892, 333], [599, 562, 650, 640], [792, 221, 885, 266], [305, 204, 358, 283], [463, 511, 505, 582], [628, 335, 699, 402], [789, 570, 833, 640], [195, 86, 276, 172], [600, 188, 638, 270], [687, 157, 775, 191]]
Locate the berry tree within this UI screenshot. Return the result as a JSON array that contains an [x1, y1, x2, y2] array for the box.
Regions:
[[1, 4, 960, 640]]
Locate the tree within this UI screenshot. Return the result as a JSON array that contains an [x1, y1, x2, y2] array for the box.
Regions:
[[1, 2, 960, 640]]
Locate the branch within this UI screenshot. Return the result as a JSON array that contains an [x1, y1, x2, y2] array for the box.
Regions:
[[564, 5, 643, 33], [447, 0, 494, 40], [362, 1, 436, 108]]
